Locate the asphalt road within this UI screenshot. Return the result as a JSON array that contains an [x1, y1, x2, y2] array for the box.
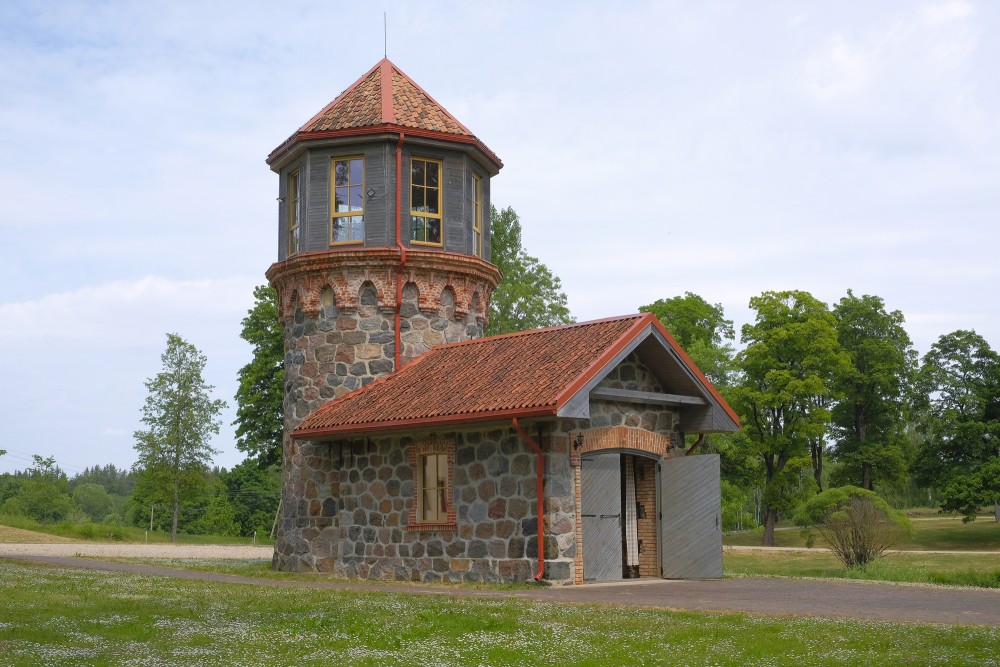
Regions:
[[4, 550, 998, 627]]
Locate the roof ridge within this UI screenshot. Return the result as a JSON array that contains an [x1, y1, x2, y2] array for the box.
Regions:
[[388, 62, 473, 136], [379, 58, 394, 123], [296, 59, 384, 134], [430, 314, 646, 352]]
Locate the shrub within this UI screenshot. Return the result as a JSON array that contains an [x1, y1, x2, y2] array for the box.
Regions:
[[794, 486, 912, 568]]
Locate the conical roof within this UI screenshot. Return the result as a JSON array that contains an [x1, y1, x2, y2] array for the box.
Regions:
[[267, 59, 501, 168]]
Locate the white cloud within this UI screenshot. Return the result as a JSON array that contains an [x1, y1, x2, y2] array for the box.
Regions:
[[0, 275, 257, 345]]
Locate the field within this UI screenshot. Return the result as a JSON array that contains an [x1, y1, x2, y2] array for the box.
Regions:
[[0, 513, 271, 546], [723, 516, 1000, 551], [1, 559, 997, 666]]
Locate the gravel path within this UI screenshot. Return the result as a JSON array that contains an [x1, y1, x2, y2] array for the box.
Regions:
[[0, 542, 274, 559]]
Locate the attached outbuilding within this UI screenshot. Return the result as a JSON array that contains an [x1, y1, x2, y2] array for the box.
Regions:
[[282, 312, 739, 584]]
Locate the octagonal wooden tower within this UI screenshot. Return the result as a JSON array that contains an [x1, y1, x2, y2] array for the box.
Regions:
[[266, 59, 502, 571]]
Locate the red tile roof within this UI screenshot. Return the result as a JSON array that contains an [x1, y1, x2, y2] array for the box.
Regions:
[[294, 313, 739, 439], [268, 59, 500, 168]]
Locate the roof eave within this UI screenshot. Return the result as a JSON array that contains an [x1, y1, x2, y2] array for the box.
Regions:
[[293, 405, 556, 441], [266, 124, 503, 170]]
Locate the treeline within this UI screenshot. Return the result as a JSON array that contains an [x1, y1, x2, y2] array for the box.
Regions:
[[0, 455, 279, 539], [641, 290, 1000, 543]]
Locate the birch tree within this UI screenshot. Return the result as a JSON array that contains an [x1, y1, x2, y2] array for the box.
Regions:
[[133, 334, 227, 541]]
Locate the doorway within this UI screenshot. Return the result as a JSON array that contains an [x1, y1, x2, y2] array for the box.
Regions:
[[580, 452, 723, 582], [580, 452, 658, 582]]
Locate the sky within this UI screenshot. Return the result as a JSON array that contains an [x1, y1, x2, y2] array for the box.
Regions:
[[1, 0, 998, 476]]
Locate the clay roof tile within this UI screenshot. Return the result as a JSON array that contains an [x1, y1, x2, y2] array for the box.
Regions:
[[295, 315, 647, 437]]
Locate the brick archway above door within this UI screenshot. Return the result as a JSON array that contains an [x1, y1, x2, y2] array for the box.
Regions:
[[574, 426, 674, 459]]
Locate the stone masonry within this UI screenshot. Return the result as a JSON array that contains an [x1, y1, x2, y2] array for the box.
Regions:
[[270, 425, 577, 583], [267, 249, 500, 573]]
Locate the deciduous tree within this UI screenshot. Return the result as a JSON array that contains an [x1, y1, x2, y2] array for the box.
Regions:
[[912, 330, 1000, 522], [487, 206, 573, 335], [233, 285, 284, 468], [133, 334, 227, 541], [639, 292, 736, 387], [730, 290, 850, 545], [830, 291, 916, 491]]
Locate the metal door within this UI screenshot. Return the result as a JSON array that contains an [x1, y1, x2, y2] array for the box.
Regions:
[[581, 453, 622, 582], [659, 454, 722, 579]]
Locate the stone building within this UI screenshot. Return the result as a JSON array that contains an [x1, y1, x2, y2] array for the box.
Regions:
[[266, 59, 739, 584]]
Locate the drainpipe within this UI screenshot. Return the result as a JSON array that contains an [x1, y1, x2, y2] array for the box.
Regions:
[[512, 417, 545, 581], [394, 131, 407, 371], [684, 434, 706, 456]]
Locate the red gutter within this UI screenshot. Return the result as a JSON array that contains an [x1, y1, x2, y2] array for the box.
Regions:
[[512, 417, 545, 581], [395, 131, 406, 371], [294, 404, 555, 440]]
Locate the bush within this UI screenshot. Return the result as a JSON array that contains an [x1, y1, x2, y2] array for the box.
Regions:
[[794, 486, 912, 567]]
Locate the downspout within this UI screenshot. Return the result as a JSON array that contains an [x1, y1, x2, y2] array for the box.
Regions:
[[684, 433, 706, 456], [394, 131, 407, 371], [512, 417, 545, 581]]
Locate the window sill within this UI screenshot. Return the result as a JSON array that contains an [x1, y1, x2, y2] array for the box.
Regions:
[[329, 240, 364, 246], [406, 522, 457, 533], [410, 240, 444, 248]]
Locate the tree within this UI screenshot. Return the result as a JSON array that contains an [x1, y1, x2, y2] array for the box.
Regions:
[[233, 285, 285, 468], [639, 292, 736, 387], [730, 290, 850, 545], [72, 483, 115, 522], [487, 206, 573, 335], [912, 330, 1000, 522], [222, 460, 281, 537], [0, 455, 76, 523], [830, 291, 916, 491], [794, 486, 912, 567], [133, 333, 227, 541]]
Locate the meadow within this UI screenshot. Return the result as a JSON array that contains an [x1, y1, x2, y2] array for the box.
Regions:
[[1, 559, 997, 666]]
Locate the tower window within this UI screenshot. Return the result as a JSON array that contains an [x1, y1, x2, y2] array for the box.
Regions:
[[471, 173, 483, 257], [288, 170, 301, 255], [410, 157, 443, 245], [331, 157, 365, 244]]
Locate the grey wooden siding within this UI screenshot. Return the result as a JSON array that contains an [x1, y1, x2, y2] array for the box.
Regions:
[[305, 151, 328, 251], [659, 454, 723, 579], [275, 140, 494, 261]]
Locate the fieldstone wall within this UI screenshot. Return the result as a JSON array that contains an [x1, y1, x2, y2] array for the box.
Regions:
[[271, 425, 578, 584], [591, 352, 681, 440], [267, 250, 498, 574]]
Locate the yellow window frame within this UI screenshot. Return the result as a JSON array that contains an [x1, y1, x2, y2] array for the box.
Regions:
[[330, 156, 365, 245], [410, 156, 443, 246], [471, 173, 483, 257], [288, 170, 301, 255]]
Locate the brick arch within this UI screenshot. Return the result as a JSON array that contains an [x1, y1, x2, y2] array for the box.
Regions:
[[575, 426, 674, 460], [285, 288, 305, 322], [439, 286, 457, 319], [402, 280, 419, 303]]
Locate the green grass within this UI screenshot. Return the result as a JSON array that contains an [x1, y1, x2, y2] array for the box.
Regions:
[[724, 549, 1000, 588], [724, 516, 1000, 551], [0, 560, 996, 666], [0, 513, 272, 546]]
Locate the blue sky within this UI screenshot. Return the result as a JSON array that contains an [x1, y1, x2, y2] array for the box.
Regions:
[[1, 0, 998, 475]]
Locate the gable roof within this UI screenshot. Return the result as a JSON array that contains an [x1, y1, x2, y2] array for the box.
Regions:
[[267, 58, 501, 169], [294, 313, 740, 440]]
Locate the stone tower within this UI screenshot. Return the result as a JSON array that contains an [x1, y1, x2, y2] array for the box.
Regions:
[[266, 59, 502, 571]]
